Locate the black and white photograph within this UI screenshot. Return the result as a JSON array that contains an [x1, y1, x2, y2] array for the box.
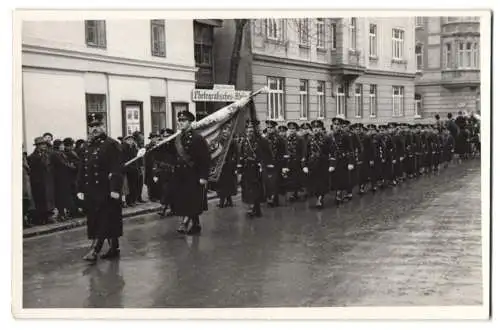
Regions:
[[11, 8, 491, 319]]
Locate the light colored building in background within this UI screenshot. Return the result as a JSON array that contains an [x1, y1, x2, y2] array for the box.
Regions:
[[22, 19, 197, 152], [415, 16, 480, 119], [215, 17, 416, 127]]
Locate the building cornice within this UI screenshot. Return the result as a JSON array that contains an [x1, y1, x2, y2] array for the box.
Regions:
[[22, 44, 198, 73], [253, 53, 416, 79], [195, 19, 223, 27]]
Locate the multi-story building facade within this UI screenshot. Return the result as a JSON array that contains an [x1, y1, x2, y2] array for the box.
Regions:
[[215, 17, 417, 127], [415, 16, 480, 119], [192, 19, 223, 122], [22, 19, 197, 152]]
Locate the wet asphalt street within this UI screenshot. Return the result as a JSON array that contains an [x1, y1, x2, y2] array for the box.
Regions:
[[23, 159, 482, 308]]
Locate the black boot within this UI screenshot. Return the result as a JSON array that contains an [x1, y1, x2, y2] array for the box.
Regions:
[[177, 217, 189, 234], [101, 238, 120, 259], [83, 239, 103, 262], [217, 198, 225, 208], [226, 197, 233, 207], [186, 216, 202, 235]]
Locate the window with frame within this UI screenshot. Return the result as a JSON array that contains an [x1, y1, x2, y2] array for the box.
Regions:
[[369, 24, 377, 57], [267, 77, 285, 120], [369, 84, 377, 117], [336, 84, 346, 117], [354, 84, 363, 118], [85, 94, 107, 133], [392, 29, 405, 60], [416, 17, 424, 27], [414, 94, 423, 117], [266, 18, 284, 41], [445, 43, 452, 68], [299, 79, 309, 119], [330, 23, 337, 49], [317, 81, 325, 119], [457, 41, 465, 68], [298, 18, 309, 46], [349, 18, 357, 50], [465, 42, 473, 68], [316, 18, 325, 49], [473, 42, 479, 68], [151, 97, 166, 133], [195, 44, 212, 66], [85, 20, 106, 48], [416, 44, 423, 71], [392, 86, 404, 117], [151, 20, 166, 57]]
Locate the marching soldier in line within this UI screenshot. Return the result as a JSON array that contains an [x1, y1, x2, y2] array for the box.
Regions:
[[237, 120, 272, 218], [442, 125, 456, 169], [359, 123, 377, 193], [380, 124, 396, 187], [263, 120, 286, 207], [330, 118, 350, 204], [343, 120, 357, 200], [171, 110, 211, 235], [299, 122, 312, 198], [369, 124, 385, 191], [392, 123, 406, 183], [302, 120, 334, 209], [155, 128, 177, 217], [412, 124, 424, 178], [281, 121, 305, 202], [78, 113, 124, 262], [277, 125, 289, 199]]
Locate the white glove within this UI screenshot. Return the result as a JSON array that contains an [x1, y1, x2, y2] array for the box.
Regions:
[[77, 192, 84, 200], [400, 157, 404, 161], [282, 168, 289, 174], [303, 167, 309, 174], [136, 148, 147, 158], [328, 166, 335, 172], [153, 177, 159, 183], [369, 160, 374, 166], [348, 164, 354, 171], [110, 192, 120, 199], [392, 160, 396, 164], [267, 164, 275, 168], [199, 178, 208, 186]]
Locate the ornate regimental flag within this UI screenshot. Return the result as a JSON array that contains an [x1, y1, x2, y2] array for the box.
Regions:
[[124, 87, 268, 182], [192, 91, 263, 182]]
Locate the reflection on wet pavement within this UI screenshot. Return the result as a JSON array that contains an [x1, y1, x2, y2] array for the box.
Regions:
[[23, 160, 482, 308]]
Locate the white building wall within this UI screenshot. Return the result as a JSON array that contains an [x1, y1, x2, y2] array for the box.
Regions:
[[22, 19, 197, 153]]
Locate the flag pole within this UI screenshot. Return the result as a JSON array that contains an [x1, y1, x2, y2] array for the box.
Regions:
[[124, 87, 268, 168]]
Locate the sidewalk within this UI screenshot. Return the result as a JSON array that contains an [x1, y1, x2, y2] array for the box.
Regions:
[[23, 190, 219, 238]]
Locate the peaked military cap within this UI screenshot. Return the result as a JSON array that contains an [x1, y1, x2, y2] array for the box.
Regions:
[[246, 119, 260, 128], [177, 110, 195, 122], [278, 125, 288, 132], [149, 132, 160, 139], [287, 121, 299, 129], [300, 123, 312, 130], [366, 124, 377, 130], [311, 120, 324, 128], [63, 137, 74, 146], [265, 120, 278, 128], [88, 113, 104, 126], [331, 117, 344, 125], [43, 132, 53, 138], [53, 139, 62, 149]]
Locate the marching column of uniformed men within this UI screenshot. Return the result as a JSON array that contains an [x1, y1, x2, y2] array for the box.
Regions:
[[22, 110, 480, 261]]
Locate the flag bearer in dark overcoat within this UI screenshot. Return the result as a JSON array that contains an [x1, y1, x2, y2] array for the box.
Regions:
[[281, 121, 305, 202], [77, 113, 124, 262], [28, 137, 56, 225], [263, 120, 286, 207], [216, 128, 239, 208], [237, 120, 272, 218], [170, 111, 211, 235], [302, 120, 334, 209]]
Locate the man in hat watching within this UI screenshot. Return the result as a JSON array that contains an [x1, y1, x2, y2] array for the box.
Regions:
[[28, 137, 56, 225], [145, 132, 162, 202], [77, 113, 124, 262], [171, 110, 210, 235]]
